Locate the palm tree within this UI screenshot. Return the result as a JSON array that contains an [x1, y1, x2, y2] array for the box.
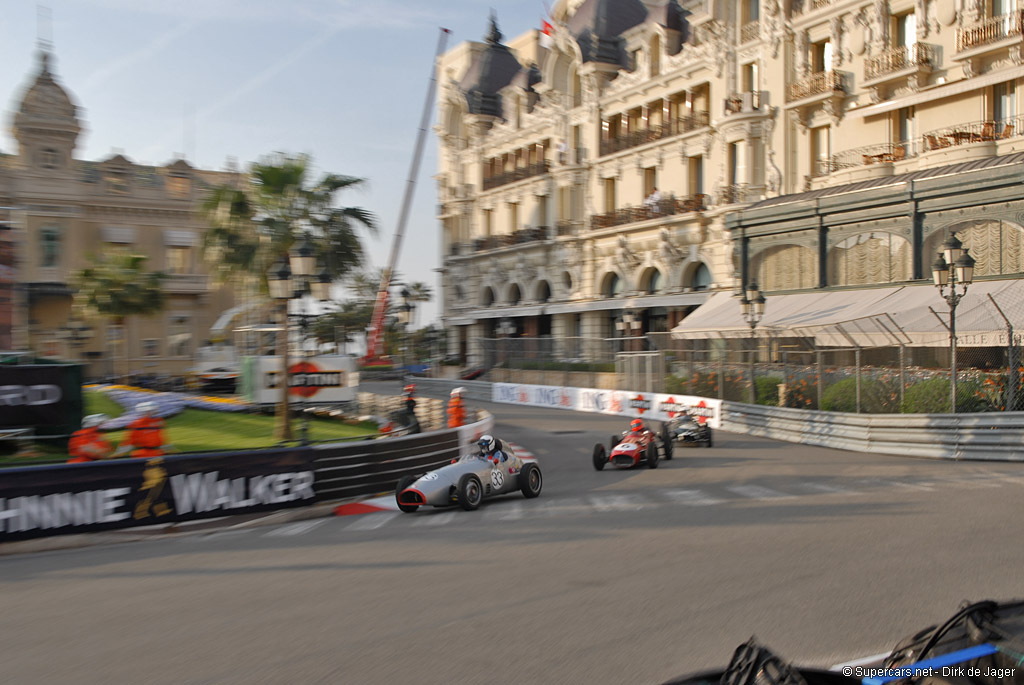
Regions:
[[202, 153, 376, 441], [73, 252, 165, 378], [405, 281, 433, 329]]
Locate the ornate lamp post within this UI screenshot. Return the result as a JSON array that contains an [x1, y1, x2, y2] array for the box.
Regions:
[[931, 234, 975, 413], [615, 311, 641, 352], [267, 237, 332, 444], [396, 287, 413, 370], [740, 281, 766, 404]]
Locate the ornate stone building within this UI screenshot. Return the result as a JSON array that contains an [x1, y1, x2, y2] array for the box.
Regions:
[[438, 0, 1024, 361], [1, 49, 237, 377]]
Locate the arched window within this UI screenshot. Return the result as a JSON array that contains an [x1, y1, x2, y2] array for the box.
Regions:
[[924, 221, 1024, 278], [563, 271, 573, 293], [536, 280, 552, 303], [482, 287, 496, 307], [690, 263, 711, 291], [603, 273, 623, 298], [828, 232, 911, 286], [509, 284, 522, 305], [646, 269, 663, 294]]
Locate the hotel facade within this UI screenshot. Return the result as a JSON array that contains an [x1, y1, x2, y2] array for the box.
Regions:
[[436, 0, 1024, 365]]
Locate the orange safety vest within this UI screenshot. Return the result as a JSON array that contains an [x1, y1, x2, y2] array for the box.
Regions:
[[126, 416, 167, 458], [67, 427, 113, 463], [447, 397, 466, 428]]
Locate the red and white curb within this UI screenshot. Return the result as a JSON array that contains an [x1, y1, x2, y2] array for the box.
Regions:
[[334, 443, 534, 517]]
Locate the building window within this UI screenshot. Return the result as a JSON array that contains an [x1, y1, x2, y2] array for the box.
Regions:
[[643, 167, 657, 201], [483, 209, 492, 237], [690, 263, 712, 290], [728, 142, 746, 185], [896, 106, 915, 147], [604, 177, 616, 213], [689, 156, 704, 195], [810, 125, 831, 177], [167, 176, 190, 198], [508, 202, 519, 232], [742, 62, 759, 92], [143, 339, 160, 357], [40, 225, 60, 267], [646, 269, 663, 294], [812, 40, 832, 72], [994, 82, 1016, 125], [604, 273, 623, 298], [40, 148, 58, 169], [894, 13, 916, 48], [744, 0, 760, 22], [166, 246, 191, 274], [169, 316, 191, 357], [106, 170, 129, 193], [650, 35, 661, 76]]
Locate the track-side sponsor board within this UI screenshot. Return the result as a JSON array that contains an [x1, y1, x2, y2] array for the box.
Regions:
[[492, 383, 721, 428], [0, 448, 315, 541]]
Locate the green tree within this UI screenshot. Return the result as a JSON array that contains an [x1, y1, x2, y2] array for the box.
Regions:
[[405, 281, 433, 328], [202, 153, 377, 441], [73, 252, 165, 376]]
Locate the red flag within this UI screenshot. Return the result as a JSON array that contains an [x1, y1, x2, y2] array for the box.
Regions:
[[540, 19, 553, 48]]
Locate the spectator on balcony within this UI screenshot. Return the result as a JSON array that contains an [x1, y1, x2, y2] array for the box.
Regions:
[[644, 187, 662, 214]]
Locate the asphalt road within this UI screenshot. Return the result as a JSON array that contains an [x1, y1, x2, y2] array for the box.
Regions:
[[3, 386, 1024, 684]]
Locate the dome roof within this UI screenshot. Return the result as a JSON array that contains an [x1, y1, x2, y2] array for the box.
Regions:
[[568, 0, 648, 67], [459, 16, 524, 118], [13, 51, 81, 137]]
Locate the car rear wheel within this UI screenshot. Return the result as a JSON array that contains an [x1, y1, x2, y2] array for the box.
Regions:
[[592, 443, 607, 471], [646, 442, 659, 469], [395, 475, 419, 513], [457, 474, 483, 511], [520, 463, 542, 498]]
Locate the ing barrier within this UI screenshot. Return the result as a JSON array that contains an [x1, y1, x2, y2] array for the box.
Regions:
[[0, 408, 493, 543]]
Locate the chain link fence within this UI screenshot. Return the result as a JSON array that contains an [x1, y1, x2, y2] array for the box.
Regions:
[[480, 330, 1024, 413]]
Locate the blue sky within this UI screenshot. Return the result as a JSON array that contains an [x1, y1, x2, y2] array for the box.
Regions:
[[0, 0, 546, 328]]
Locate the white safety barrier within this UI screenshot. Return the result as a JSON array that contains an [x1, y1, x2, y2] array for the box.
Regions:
[[490, 382, 722, 428]]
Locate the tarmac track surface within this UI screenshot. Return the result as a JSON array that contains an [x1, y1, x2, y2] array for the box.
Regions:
[[2, 386, 1024, 684]]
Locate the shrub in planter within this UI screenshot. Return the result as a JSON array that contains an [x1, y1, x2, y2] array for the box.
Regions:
[[900, 376, 987, 413], [755, 376, 783, 406], [822, 378, 889, 413], [664, 374, 687, 395]]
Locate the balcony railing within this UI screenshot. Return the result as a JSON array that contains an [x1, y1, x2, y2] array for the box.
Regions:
[[922, 116, 1020, 149], [471, 226, 550, 252], [724, 91, 763, 114], [865, 43, 934, 80], [165, 273, 209, 293], [557, 147, 588, 165], [590, 194, 708, 230], [740, 20, 760, 43], [482, 161, 550, 191], [787, 70, 845, 101], [957, 10, 1024, 51], [811, 0, 833, 9], [555, 220, 582, 236], [719, 184, 751, 205], [829, 142, 916, 173], [598, 112, 710, 157]]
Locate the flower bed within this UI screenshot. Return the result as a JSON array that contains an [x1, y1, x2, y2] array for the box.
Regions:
[[91, 385, 253, 430]]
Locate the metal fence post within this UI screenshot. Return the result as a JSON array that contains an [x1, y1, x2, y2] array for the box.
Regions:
[[899, 344, 906, 409], [855, 347, 862, 413], [816, 347, 824, 409]]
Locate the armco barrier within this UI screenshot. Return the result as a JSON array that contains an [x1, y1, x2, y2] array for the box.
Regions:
[[0, 410, 494, 542], [310, 409, 494, 501], [722, 402, 1024, 461]]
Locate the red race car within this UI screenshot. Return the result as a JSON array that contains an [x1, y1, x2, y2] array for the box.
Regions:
[[592, 419, 673, 470]]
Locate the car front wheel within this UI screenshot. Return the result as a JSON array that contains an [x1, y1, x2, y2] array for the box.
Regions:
[[592, 443, 607, 471], [520, 463, 542, 498], [646, 442, 659, 469]]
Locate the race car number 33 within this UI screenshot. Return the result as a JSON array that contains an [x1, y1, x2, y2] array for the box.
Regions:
[[490, 469, 504, 488]]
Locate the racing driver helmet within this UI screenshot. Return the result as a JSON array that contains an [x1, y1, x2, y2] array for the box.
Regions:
[[630, 418, 644, 433], [477, 434, 496, 454]]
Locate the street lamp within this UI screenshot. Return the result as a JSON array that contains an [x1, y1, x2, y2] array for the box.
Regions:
[[396, 287, 413, 369], [932, 234, 975, 413], [267, 237, 333, 445], [739, 281, 766, 404]]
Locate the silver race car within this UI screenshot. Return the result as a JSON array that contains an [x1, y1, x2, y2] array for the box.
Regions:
[[395, 446, 542, 512]]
